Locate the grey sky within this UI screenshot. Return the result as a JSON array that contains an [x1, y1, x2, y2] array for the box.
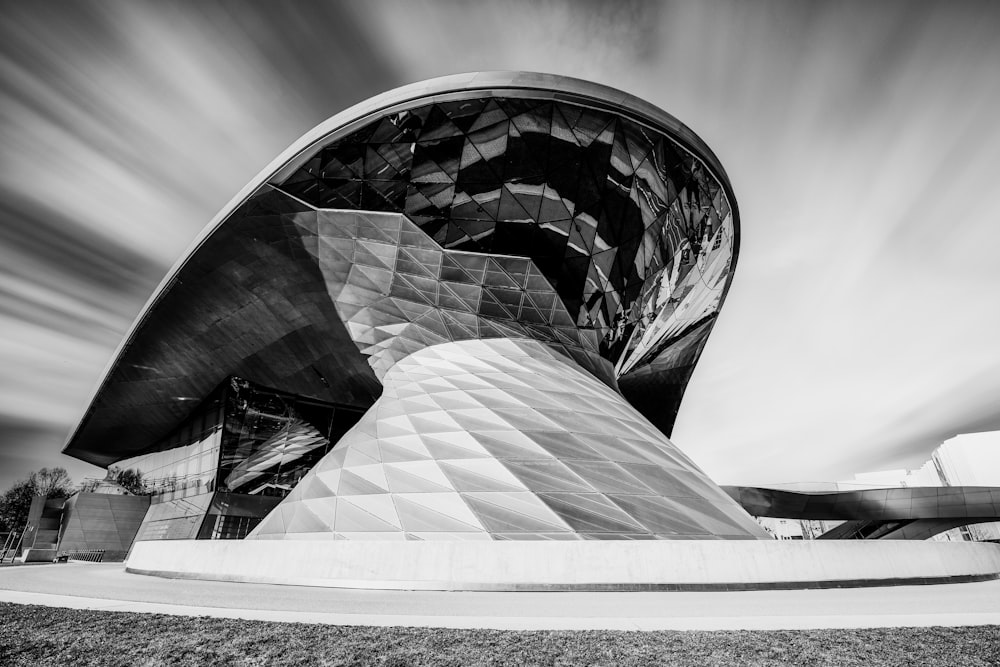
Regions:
[[1, 0, 998, 490]]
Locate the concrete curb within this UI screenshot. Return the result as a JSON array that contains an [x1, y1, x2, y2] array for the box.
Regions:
[[3, 588, 1000, 630]]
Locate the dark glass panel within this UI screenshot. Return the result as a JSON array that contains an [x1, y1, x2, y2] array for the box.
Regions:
[[435, 98, 488, 132], [272, 93, 735, 431], [537, 492, 645, 533]]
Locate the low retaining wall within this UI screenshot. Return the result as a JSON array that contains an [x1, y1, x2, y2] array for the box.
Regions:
[[22, 548, 57, 563], [126, 539, 1000, 591]]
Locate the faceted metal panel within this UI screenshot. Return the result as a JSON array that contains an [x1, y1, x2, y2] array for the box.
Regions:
[[64, 188, 381, 466], [251, 339, 767, 541], [294, 207, 611, 384], [57, 493, 151, 558], [278, 95, 735, 386]]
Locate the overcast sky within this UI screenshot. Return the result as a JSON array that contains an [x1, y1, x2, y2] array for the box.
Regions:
[[2, 0, 999, 491]]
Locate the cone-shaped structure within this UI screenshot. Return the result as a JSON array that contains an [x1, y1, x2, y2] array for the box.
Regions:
[[251, 339, 765, 540]]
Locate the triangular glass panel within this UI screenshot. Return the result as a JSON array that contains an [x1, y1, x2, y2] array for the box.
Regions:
[[605, 494, 709, 535], [609, 119, 638, 177], [418, 104, 465, 142], [439, 462, 524, 493], [536, 185, 575, 223], [335, 498, 402, 533], [338, 122, 379, 145], [616, 464, 710, 499], [364, 145, 401, 180], [438, 283, 479, 314], [562, 460, 653, 494], [450, 251, 488, 279], [413, 135, 464, 181], [439, 253, 479, 283], [384, 464, 453, 493], [375, 142, 415, 175], [394, 247, 437, 279], [497, 184, 535, 223], [477, 289, 515, 319], [436, 98, 487, 132], [378, 439, 431, 463], [528, 430, 605, 462], [343, 444, 380, 468], [340, 494, 402, 530], [369, 116, 412, 144], [466, 124, 508, 179], [320, 143, 364, 177], [549, 103, 580, 147], [473, 431, 552, 461], [468, 98, 510, 133], [284, 502, 333, 533], [420, 434, 490, 460], [570, 110, 614, 148], [500, 460, 593, 493], [462, 494, 570, 533], [363, 180, 408, 212], [664, 496, 750, 536], [537, 492, 646, 533], [338, 469, 389, 496], [393, 494, 482, 532], [503, 124, 547, 182]]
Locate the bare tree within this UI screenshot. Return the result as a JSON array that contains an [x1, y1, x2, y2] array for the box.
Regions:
[[0, 467, 74, 532], [30, 467, 73, 498]]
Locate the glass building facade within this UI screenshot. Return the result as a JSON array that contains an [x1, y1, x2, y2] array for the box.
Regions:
[[280, 95, 734, 384], [121, 377, 364, 540]]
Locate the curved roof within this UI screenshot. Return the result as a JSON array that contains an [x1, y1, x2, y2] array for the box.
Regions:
[[64, 72, 740, 466]]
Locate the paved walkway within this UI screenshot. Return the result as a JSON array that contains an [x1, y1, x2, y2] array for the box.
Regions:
[[1, 562, 999, 630]]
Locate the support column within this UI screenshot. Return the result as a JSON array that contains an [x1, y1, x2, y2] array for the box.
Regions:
[[249, 338, 767, 541]]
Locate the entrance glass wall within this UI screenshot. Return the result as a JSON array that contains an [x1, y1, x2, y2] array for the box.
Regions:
[[124, 376, 365, 540]]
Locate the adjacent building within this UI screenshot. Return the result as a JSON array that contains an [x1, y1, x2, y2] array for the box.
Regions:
[[734, 431, 1000, 542]]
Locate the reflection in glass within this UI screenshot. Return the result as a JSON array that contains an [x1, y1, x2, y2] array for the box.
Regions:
[[124, 376, 365, 540], [280, 97, 735, 380]]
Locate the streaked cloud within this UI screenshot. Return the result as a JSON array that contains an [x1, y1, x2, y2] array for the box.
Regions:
[[1, 0, 998, 489]]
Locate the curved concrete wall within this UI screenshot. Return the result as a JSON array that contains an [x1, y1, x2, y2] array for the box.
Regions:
[[126, 539, 1000, 591]]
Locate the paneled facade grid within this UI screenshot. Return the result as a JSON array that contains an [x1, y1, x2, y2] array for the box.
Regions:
[[280, 95, 734, 380], [289, 206, 611, 384], [252, 339, 766, 541]]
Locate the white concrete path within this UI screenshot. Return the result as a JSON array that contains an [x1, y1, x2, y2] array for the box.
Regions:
[[2, 562, 999, 631]]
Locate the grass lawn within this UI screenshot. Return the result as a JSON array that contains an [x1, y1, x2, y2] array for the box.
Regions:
[[1, 603, 998, 666]]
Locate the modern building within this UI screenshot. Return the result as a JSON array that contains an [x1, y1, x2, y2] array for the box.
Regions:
[[18, 479, 150, 562], [63, 71, 768, 544], [933, 432, 1000, 541]]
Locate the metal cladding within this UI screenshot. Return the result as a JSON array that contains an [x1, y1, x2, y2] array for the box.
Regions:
[[293, 208, 613, 385], [251, 339, 766, 541], [62, 72, 760, 541]]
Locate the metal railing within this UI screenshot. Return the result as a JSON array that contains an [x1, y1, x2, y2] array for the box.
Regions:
[[61, 549, 105, 563], [1, 531, 24, 563]]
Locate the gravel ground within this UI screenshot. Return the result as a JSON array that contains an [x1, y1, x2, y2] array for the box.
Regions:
[[2, 603, 999, 666]]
